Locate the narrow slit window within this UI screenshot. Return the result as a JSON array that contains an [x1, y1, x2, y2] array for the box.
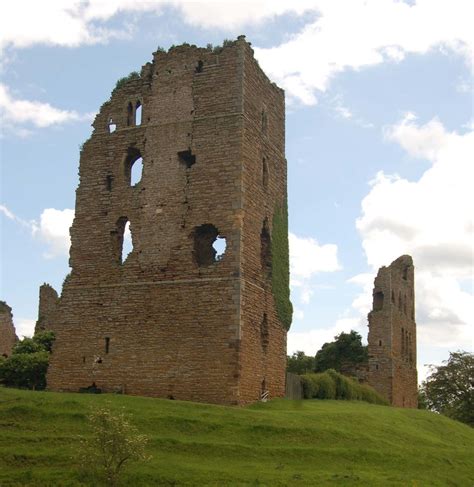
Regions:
[[108, 119, 116, 133], [105, 337, 110, 354], [106, 175, 113, 191], [127, 102, 133, 126], [262, 157, 268, 189], [135, 101, 142, 126], [261, 219, 272, 277]]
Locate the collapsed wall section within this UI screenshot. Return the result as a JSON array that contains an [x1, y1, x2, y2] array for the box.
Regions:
[[35, 283, 59, 333], [0, 301, 18, 357], [367, 255, 418, 408]]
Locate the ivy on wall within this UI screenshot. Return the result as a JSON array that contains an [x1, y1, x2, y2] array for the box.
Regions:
[[271, 200, 293, 330]]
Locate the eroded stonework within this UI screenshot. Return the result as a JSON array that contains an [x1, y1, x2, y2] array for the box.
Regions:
[[0, 301, 18, 357], [35, 283, 59, 334], [46, 37, 291, 405], [367, 255, 418, 408]]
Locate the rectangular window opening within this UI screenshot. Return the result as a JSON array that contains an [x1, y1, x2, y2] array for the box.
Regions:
[[105, 337, 110, 354]]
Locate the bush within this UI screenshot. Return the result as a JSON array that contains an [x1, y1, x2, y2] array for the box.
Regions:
[[0, 352, 50, 390], [301, 370, 388, 405], [0, 331, 55, 390], [78, 406, 150, 486]]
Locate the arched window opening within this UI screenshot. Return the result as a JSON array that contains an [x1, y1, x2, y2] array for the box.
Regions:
[[135, 101, 142, 126], [127, 102, 133, 126], [260, 219, 272, 277], [261, 313, 269, 352], [378, 339, 382, 346], [373, 291, 384, 311], [108, 118, 116, 133], [262, 157, 268, 189], [193, 224, 226, 266], [111, 217, 133, 265], [125, 147, 143, 186]]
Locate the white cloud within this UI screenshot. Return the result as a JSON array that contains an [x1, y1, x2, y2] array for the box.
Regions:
[[355, 115, 474, 352], [36, 208, 74, 258], [14, 318, 36, 339], [0, 84, 93, 131], [289, 232, 341, 306], [1, 204, 73, 258], [0, 1, 310, 53], [255, 0, 474, 104], [287, 317, 363, 356], [290, 232, 340, 279]]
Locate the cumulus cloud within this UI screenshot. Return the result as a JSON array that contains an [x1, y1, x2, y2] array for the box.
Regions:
[[14, 318, 36, 339], [1, 204, 73, 258], [0, 1, 310, 52], [355, 114, 474, 350], [36, 208, 74, 258], [287, 317, 364, 356], [255, 0, 474, 104], [289, 232, 341, 305], [0, 84, 94, 132]]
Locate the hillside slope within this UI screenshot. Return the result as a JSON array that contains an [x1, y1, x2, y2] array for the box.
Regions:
[[0, 387, 473, 486]]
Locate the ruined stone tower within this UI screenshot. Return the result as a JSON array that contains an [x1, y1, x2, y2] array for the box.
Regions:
[[35, 283, 59, 334], [46, 36, 292, 405], [367, 255, 417, 408], [0, 301, 18, 357]]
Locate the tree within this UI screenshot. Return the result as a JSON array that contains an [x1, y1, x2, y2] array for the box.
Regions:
[[0, 331, 55, 390], [420, 351, 474, 426], [78, 407, 150, 486], [287, 351, 315, 374], [314, 330, 368, 373]]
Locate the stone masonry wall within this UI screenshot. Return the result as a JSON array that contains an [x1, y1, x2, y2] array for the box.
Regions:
[[46, 37, 290, 405], [35, 283, 59, 333], [0, 301, 18, 357], [367, 255, 418, 408]]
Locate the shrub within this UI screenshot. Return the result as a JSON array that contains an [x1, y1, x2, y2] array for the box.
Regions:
[[0, 352, 50, 390], [78, 406, 150, 486], [0, 331, 55, 390], [301, 370, 388, 405]]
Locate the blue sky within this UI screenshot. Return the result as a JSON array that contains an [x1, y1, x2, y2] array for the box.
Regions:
[[1, 1, 472, 381]]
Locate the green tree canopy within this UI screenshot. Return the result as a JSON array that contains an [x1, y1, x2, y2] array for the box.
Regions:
[[287, 351, 315, 375], [314, 330, 368, 373], [0, 331, 55, 390], [419, 351, 473, 426]]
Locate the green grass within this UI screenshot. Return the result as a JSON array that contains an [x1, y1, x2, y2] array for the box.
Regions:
[[1, 387, 473, 486]]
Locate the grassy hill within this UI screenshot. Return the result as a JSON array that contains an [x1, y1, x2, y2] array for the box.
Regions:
[[0, 387, 473, 486]]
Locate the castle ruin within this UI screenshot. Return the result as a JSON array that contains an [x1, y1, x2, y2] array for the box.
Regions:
[[367, 255, 418, 407], [0, 301, 18, 357], [44, 36, 292, 405]]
